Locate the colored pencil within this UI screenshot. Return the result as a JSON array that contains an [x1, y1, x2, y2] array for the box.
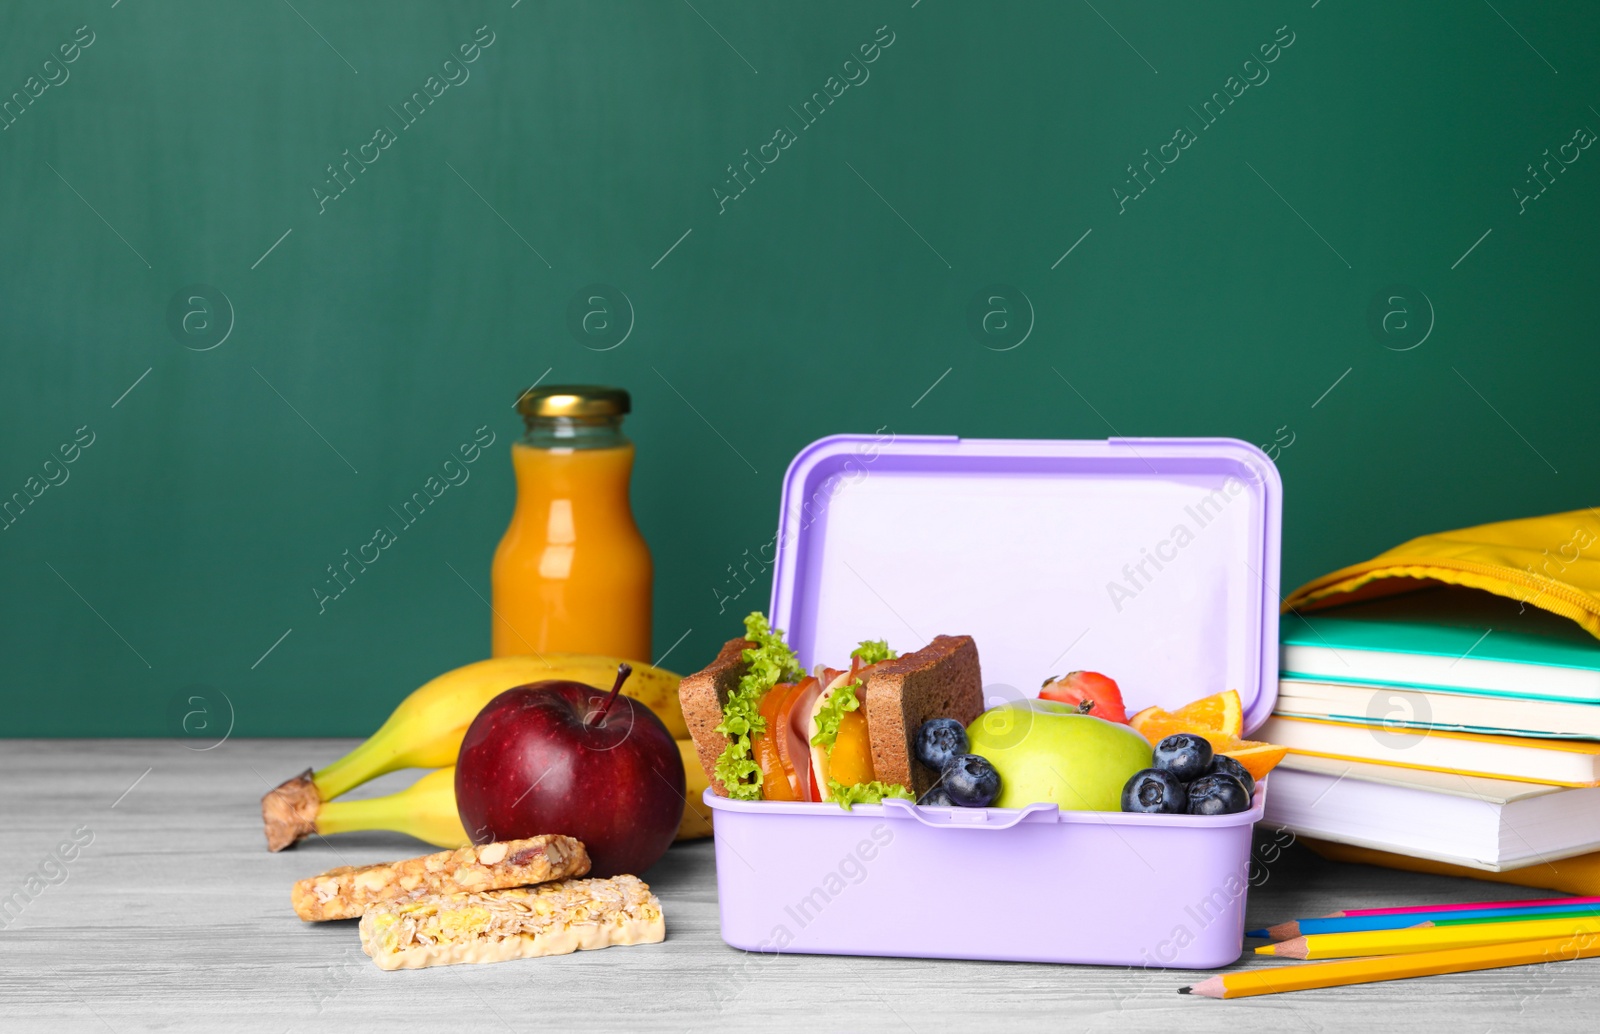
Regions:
[[1259, 915, 1600, 960], [1338, 895, 1600, 917], [1251, 901, 1600, 940], [1182, 932, 1600, 999], [1433, 908, 1600, 927], [1248, 895, 1600, 939]]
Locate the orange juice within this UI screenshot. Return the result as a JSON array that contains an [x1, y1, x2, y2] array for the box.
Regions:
[[490, 387, 652, 661]]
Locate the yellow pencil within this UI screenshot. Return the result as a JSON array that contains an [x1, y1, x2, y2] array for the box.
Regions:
[[1259, 914, 1600, 960], [1184, 932, 1600, 999]]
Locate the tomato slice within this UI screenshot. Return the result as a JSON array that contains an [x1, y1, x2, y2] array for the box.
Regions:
[[752, 683, 797, 801], [782, 677, 823, 801], [772, 677, 813, 798]]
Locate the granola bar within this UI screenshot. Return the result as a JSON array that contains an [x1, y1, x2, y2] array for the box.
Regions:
[[358, 875, 665, 970], [291, 836, 589, 922]]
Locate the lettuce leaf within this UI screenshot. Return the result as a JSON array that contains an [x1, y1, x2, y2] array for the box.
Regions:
[[713, 612, 803, 801], [809, 641, 894, 753], [809, 679, 861, 751], [828, 779, 914, 811], [850, 640, 896, 665]]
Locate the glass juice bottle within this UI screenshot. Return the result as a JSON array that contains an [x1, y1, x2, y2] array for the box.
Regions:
[[490, 386, 652, 661]]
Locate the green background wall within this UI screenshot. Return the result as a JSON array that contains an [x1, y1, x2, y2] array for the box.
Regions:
[[3, 1, 1595, 736]]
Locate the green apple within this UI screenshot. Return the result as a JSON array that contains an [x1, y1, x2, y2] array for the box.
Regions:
[[967, 700, 1152, 811]]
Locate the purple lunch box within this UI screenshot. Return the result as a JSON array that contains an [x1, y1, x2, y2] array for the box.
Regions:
[[703, 435, 1282, 968]]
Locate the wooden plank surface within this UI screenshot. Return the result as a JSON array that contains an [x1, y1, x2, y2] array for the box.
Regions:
[[4, 739, 1600, 1031]]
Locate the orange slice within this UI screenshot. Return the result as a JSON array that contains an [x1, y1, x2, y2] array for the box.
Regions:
[[1215, 739, 1289, 781], [1126, 689, 1286, 780], [1128, 689, 1243, 742]]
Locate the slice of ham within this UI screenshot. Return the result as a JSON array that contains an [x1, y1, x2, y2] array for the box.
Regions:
[[778, 676, 823, 801], [771, 659, 890, 802]]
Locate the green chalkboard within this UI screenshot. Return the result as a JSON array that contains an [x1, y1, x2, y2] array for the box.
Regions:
[[2, 1, 1597, 736]]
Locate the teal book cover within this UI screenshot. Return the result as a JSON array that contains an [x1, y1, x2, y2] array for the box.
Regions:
[[1282, 588, 1600, 671]]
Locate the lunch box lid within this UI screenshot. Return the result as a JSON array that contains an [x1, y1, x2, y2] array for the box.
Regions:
[[768, 435, 1282, 734]]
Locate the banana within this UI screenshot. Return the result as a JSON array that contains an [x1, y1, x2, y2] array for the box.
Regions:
[[314, 653, 683, 798], [676, 737, 714, 841], [262, 653, 683, 850], [314, 767, 471, 849], [278, 743, 713, 852]]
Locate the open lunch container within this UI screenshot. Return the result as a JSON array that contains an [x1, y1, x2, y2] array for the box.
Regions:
[[702, 435, 1282, 968]]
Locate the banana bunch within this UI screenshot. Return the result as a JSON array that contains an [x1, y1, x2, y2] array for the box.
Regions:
[[301, 741, 713, 850], [261, 654, 710, 851], [314, 767, 471, 848]]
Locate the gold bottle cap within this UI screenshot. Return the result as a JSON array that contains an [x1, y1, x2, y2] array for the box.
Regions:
[[515, 385, 630, 419]]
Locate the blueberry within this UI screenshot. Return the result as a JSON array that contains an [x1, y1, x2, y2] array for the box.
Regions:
[[1185, 774, 1251, 815], [1153, 733, 1214, 782], [1120, 768, 1188, 814], [918, 786, 954, 807], [943, 754, 1001, 808], [915, 718, 969, 772], [1206, 754, 1256, 796]]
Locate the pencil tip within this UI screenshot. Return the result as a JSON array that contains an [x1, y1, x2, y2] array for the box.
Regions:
[[1178, 987, 1192, 995], [1275, 936, 1310, 960], [1246, 929, 1268, 938]]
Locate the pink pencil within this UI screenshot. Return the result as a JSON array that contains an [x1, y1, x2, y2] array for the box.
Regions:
[[1334, 895, 1600, 918]]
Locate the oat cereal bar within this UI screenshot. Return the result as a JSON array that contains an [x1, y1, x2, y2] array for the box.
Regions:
[[291, 836, 590, 922], [358, 875, 665, 970]]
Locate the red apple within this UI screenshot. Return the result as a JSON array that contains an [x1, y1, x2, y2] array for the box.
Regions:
[[455, 665, 685, 878]]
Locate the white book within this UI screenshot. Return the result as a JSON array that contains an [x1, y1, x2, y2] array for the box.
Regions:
[[1262, 755, 1600, 870], [1256, 714, 1600, 786], [1278, 752, 1563, 798], [1277, 677, 1600, 739]]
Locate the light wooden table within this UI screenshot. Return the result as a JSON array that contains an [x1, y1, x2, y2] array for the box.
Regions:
[[5, 740, 1598, 1032]]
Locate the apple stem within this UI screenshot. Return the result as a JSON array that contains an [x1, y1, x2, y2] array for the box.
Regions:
[[589, 662, 633, 726]]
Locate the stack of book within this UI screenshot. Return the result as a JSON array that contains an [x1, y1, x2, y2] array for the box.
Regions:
[[1260, 587, 1600, 885]]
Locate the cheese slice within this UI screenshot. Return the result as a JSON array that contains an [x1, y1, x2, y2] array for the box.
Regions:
[[809, 669, 877, 799]]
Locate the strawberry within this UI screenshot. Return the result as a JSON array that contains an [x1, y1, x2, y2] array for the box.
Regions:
[[1039, 670, 1128, 724]]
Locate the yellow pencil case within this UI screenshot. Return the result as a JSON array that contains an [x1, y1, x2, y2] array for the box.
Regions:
[[1283, 508, 1600, 641]]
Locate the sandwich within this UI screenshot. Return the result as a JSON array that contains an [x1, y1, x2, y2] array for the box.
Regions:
[[680, 613, 984, 805]]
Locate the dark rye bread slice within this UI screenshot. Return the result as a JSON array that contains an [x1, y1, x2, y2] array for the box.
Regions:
[[678, 637, 756, 798], [863, 635, 984, 796]]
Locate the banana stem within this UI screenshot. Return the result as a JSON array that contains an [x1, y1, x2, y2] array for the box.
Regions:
[[266, 746, 401, 849], [261, 770, 319, 851], [266, 731, 429, 850]]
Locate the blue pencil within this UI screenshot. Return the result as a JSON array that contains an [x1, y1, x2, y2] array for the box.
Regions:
[[1249, 902, 1600, 940]]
